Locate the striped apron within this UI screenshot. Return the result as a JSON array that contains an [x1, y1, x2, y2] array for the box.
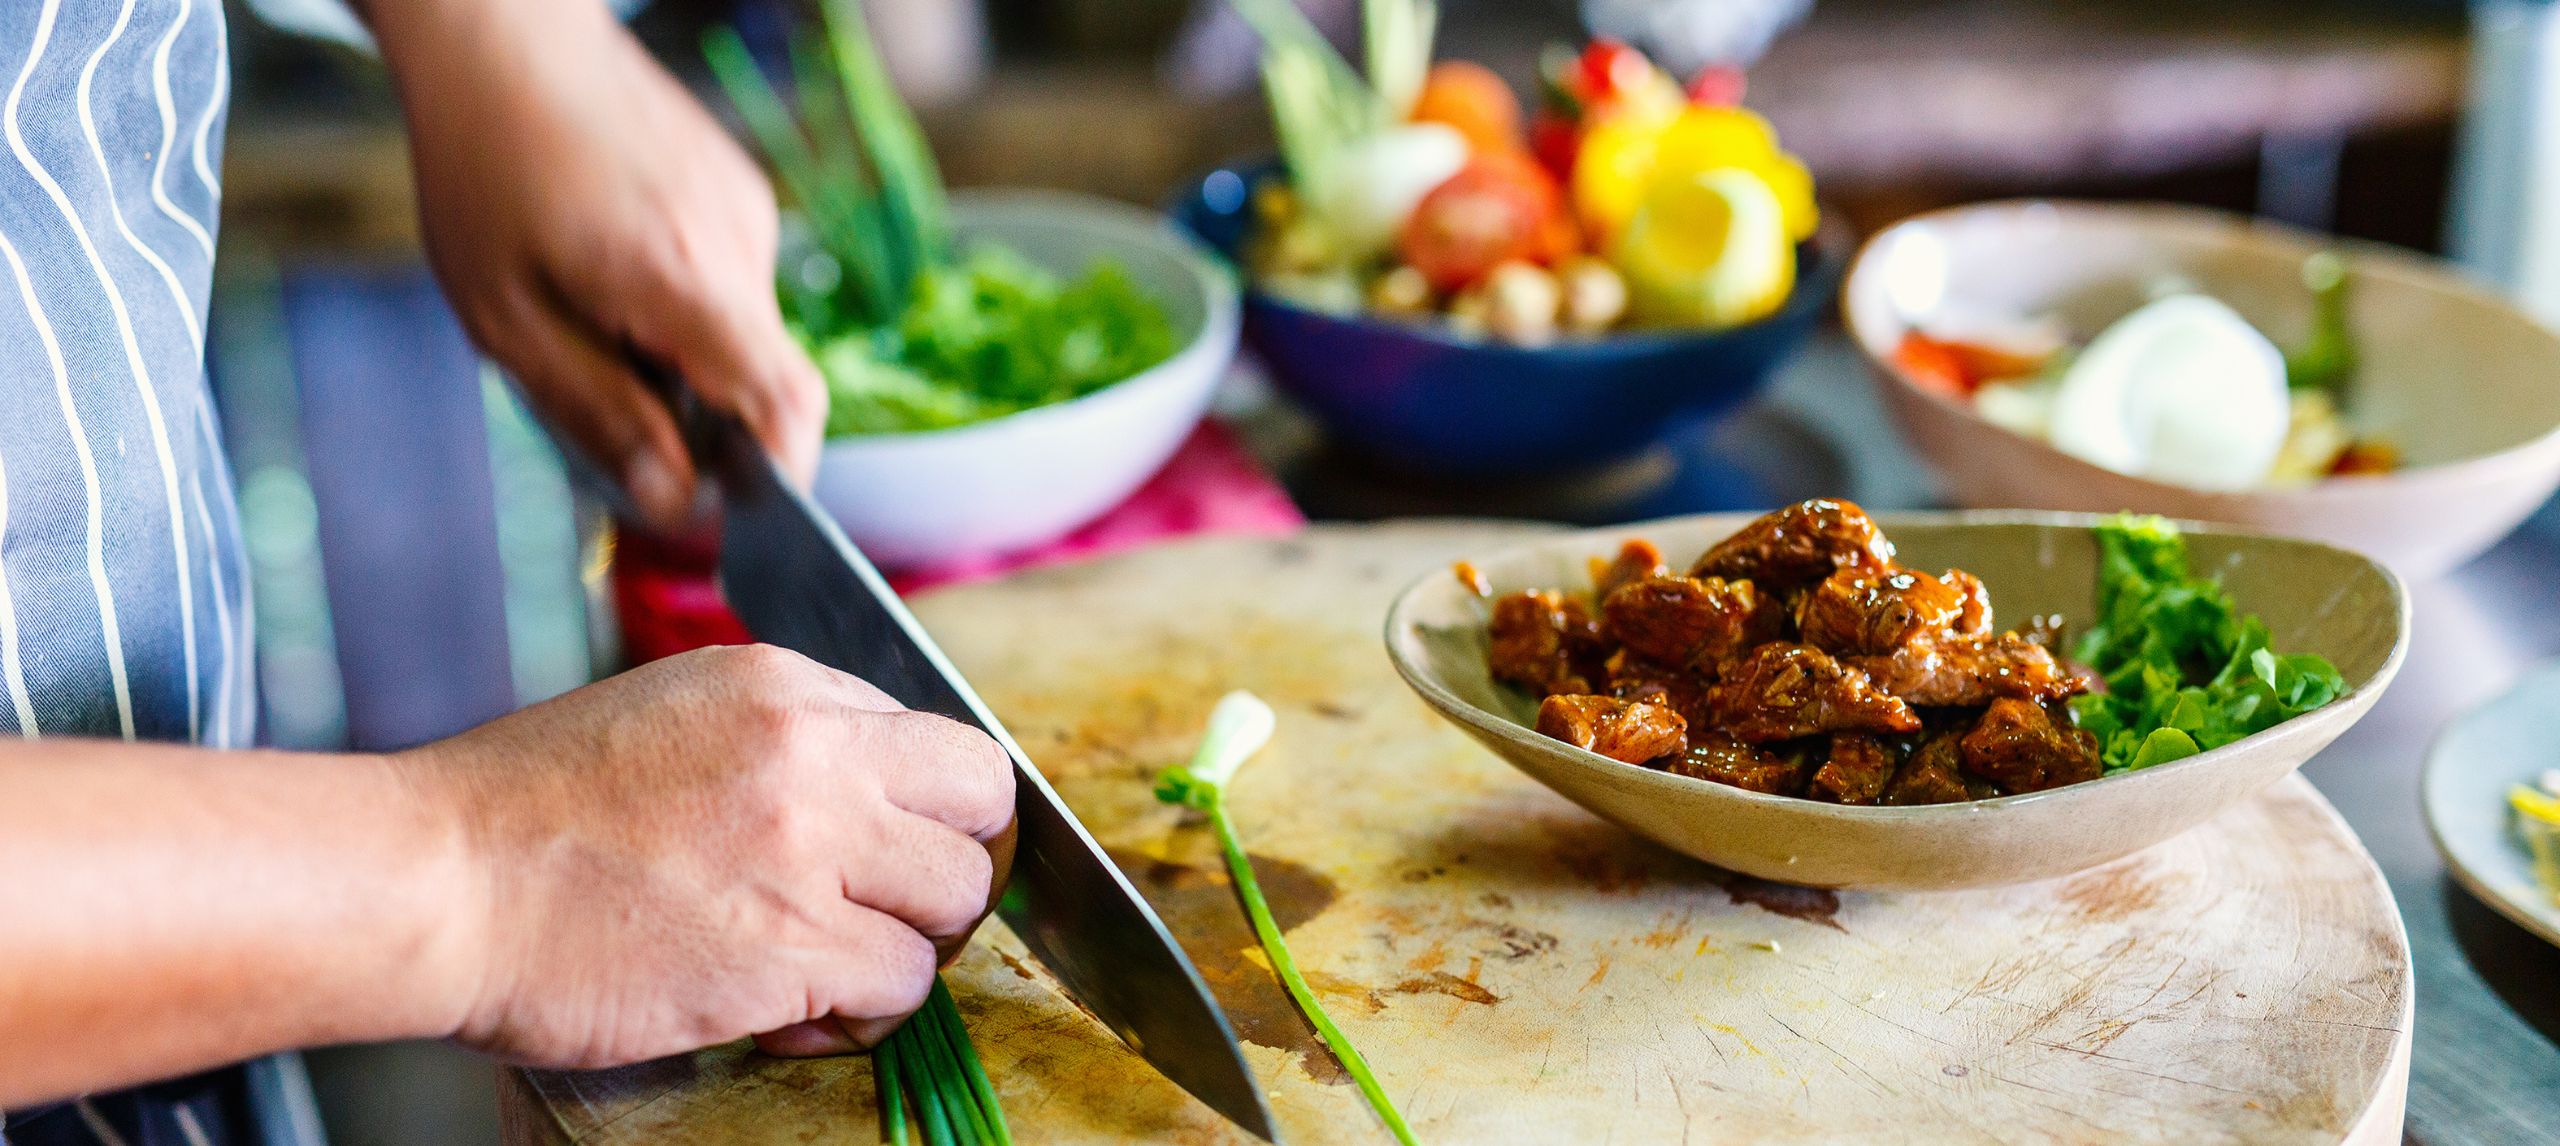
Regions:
[[0, 0, 308, 1142]]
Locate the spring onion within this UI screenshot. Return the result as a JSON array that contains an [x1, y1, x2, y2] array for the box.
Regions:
[[1157, 692, 1419, 1145], [706, 1, 1174, 435]]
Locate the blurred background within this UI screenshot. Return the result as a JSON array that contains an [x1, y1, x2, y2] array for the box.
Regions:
[[204, 0, 2552, 1142]]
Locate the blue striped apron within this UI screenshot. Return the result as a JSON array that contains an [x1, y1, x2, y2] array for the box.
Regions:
[[0, 0, 306, 1142]]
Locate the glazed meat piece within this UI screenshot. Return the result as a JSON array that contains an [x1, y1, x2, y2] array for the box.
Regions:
[[1945, 569, 1993, 639], [1959, 698, 2101, 793], [1537, 694, 1689, 764], [1602, 575, 1783, 667], [1603, 650, 1713, 724], [1590, 539, 1671, 601], [1850, 632, 2086, 708], [1688, 499, 1895, 590], [1794, 567, 1971, 657], [1660, 731, 1808, 795], [1807, 733, 1897, 804], [1880, 734, 1972, 805], [1704, 644, 1922, 742], [1489, 590, 1606, 697]]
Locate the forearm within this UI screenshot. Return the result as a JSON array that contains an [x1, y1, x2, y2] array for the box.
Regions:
[[355, 0, 615, 90], [0, 741, 479, 1107]]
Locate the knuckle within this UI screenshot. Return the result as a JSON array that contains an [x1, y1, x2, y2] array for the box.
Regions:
[[920, 845, 995, 937]]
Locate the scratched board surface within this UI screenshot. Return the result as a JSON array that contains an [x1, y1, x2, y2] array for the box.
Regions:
[[514, 522, 2412, 1145]]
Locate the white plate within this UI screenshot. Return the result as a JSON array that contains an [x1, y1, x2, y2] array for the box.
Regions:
[[2423, 660, 2560, 947]]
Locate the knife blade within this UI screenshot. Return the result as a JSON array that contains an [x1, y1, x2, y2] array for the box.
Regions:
[[673, 401, 1279, 1141]]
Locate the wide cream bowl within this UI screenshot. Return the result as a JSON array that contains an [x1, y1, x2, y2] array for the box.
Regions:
[[1844, 200, 2560, 580]]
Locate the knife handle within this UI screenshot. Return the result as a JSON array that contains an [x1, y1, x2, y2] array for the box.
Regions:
[[625, 348, 762, 493]]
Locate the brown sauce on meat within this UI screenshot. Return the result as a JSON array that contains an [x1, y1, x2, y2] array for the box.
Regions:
[[1480, 499, 2101, 804]]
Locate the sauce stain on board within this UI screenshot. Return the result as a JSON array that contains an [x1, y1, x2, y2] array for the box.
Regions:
[[1108, 845, 1354, 1085], [1710, 873, 1847, 932], [1391, 971, 1503, 1006]]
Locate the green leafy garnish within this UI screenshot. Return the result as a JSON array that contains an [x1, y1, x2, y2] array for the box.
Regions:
[[1157, 692, 1420, 1146], [2285, 250, 2358, 394], [707, 3, 1177, 437], [2070, 515, 2349, 773]]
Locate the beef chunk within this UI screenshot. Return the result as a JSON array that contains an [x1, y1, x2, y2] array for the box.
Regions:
[[1660, 731, 1808, 795], [1808, 733, 1898, 804], [1489, 590, 1606, 697], [1880, 734, 1972, 805], [1602, 575, 1783, 667], [1688, 499, 1895, 589], [1704, 644, 1922, 742], [1603, 650, 1713, 724], [1850, 632, 2086, 708], [1590, 539, 1671, 601], [1795, 567, 1971, 656], [1537, 694, 1689, 764], [1959, 698, 2101, 793]]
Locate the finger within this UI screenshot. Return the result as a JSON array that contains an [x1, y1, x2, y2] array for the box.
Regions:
[[860, 710, 1017, 841], [809, 904, 938, 1025], [488, 289, 699, 530], [670, 302, 827, 491], [840, 808, 997, 949], [754, 1018, 868, 1057]]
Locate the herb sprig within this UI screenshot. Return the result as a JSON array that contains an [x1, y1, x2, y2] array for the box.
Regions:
[[1157, 692, 1419, 1145]]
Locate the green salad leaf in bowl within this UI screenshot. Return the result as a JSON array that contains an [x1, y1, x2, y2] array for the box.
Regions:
[[707, 0, 1177, 438]]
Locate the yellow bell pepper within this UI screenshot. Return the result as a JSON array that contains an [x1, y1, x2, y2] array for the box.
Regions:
[[2514, 784, 2560, 906], [1611, 167, 1794, 330], [1571, 105, 1817, 248]]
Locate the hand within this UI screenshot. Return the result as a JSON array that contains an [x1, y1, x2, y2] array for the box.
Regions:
[[398, 645, 1015, 1067], [373, 0, 825, 530]]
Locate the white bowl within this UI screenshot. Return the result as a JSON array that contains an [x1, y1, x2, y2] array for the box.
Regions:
[[1844, 200, 2560, 580], [812, 191, 1240, 567]]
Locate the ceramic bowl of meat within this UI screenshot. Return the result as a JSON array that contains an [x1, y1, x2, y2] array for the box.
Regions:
[[1171, 162, 1849, 478], [1844, 200, 2560, 580], [1384, 508, 2407, 889]]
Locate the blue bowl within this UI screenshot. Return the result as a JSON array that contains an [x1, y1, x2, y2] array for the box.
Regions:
[[1171, 160, 1848, 477]]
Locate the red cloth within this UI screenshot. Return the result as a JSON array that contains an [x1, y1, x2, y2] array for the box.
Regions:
[[612, 421, 1304, 665]]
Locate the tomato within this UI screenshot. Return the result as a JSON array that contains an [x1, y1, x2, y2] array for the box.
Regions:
[[1397, 152, 1572, 292], [1530, 110, 1581, 184], [1577, 40, 1653, 104], [1685, 65, 1747, 107]]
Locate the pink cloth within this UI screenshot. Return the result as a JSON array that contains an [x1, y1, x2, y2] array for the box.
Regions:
[[884, 420, 1306, 595], [614, 421, 1305, 664]]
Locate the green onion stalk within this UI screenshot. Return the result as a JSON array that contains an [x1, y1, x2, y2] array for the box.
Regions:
[[1157, 692, 1420, 1145], [875, 979, 1009, 1146]]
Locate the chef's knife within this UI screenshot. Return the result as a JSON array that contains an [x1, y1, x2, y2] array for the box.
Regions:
[[662, 391, 1279, 1141]]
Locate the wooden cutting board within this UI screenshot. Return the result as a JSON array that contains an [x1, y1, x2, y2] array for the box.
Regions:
[[505, 523, 2413, 1145]]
